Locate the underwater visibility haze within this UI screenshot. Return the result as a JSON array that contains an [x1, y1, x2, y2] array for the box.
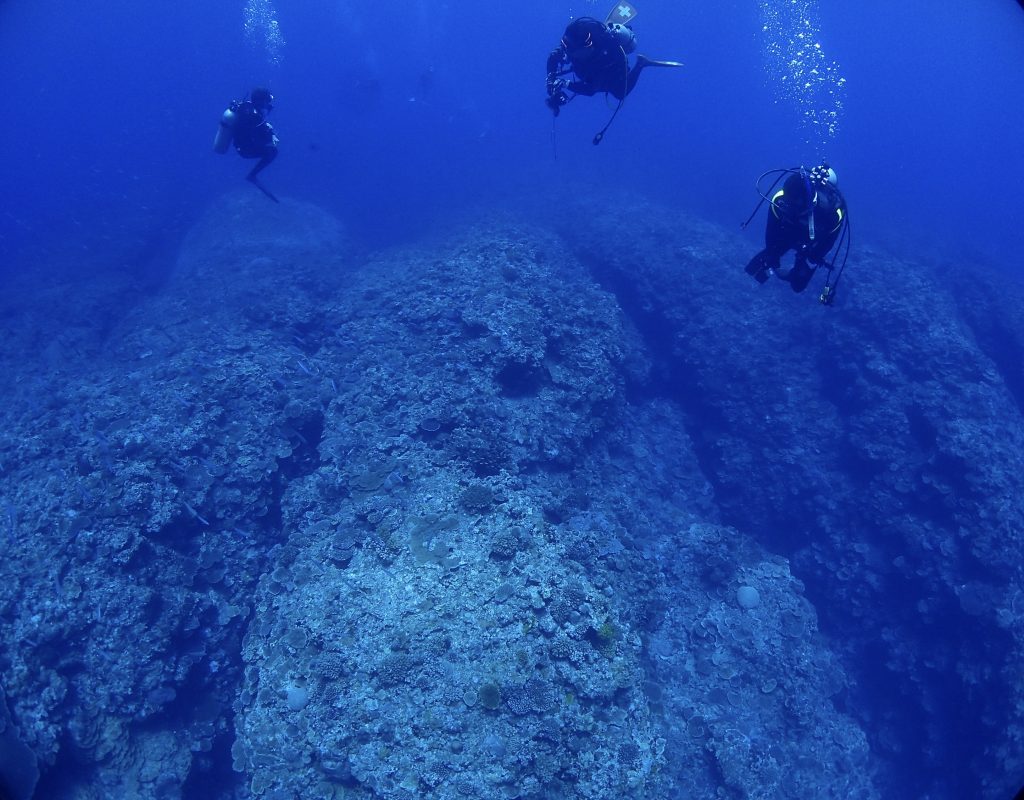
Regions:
[[1, 1, 1024, 799]]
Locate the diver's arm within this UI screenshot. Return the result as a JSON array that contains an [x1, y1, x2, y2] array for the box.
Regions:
[[546, 47, 568, 94]]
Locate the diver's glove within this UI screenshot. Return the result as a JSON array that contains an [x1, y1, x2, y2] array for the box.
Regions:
[[547, 78, 569, 95]]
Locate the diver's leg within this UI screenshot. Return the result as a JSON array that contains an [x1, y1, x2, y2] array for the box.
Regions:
[[246, 147, 279, 203], [807, 229, 839, 266], [763, 214, 791, 261], [782, 227, 839, 288], [615, 56, 683, 98], [246, 146, 277, 180], [607, 62, 645, 100], [762, 217, 790, 269], [746, 216, 789, 283], [623, 62, 645, 97], [785, 257, 815, 292]]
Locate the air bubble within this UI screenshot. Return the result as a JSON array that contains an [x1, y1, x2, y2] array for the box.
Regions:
[[758, 0, 846, 152], [244, 0, 286, 65]]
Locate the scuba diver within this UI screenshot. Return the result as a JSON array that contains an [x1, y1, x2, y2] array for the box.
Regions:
[[742, 163, 850, 305], [213, 87, 279, 203], [545, 2, 683, 144]]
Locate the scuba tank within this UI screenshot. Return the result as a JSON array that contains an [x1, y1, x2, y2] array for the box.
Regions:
[[608, 23, 637, 54], [213, 107, 237, 153]]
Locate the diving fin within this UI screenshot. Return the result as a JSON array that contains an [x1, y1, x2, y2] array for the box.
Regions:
[[606, 2, 638, 25], [745, 252, 773, 284], [639, 57, 684, 68]]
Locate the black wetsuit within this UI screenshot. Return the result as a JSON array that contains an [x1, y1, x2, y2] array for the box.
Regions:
[[230, 100, 277, 164], [546, 18, 641, 102], [747, 172, 847, 292]]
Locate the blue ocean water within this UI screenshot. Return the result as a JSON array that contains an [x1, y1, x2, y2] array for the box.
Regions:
[[1, 1, 1023, 799]]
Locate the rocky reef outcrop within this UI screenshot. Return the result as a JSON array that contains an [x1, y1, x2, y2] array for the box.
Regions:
[[0, 190, 1019, 799]]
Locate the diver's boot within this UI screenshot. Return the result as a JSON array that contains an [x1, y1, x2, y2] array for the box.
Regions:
[[788, 263, 815, 293]]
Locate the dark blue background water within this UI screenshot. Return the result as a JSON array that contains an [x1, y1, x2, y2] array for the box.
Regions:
[[2, 0, 1022, 272], [2, 3, 1024, 798]]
